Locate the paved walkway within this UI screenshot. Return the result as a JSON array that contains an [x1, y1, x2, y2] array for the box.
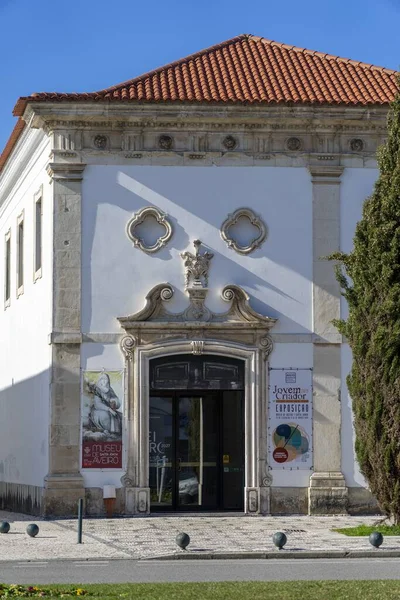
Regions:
[[0, 510, 398, 561]]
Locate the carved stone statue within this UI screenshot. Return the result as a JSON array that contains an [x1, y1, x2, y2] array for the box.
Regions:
[[180, 240, 214, 289]]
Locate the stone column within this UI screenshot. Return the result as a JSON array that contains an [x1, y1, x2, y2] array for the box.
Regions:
[[257, 335, 273, 515], [244, 347, 262, 514], [42, 162, 86, 517], [309, 166, 348, 514], [120, 335, 150, 514]]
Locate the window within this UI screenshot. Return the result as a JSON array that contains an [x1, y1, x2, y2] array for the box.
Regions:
[[150, 355, 245, 390], [34, 188, 42, 280], [17, 211, 24, 296], [4, 229, 11, 308]]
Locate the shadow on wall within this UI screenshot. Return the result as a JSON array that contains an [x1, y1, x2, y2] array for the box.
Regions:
[[0, 369, 50, 515], [81, 166, 313, 333]]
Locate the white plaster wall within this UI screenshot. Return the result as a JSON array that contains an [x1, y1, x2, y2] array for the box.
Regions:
[[269, 342, 313, 487], [80, 164, 381, 492], [0, 132, 52, 487], [340, 168, 378, 320], [80, 342, 126, 488], [340, 168, 378, 488], [82, 166, 313, 335]]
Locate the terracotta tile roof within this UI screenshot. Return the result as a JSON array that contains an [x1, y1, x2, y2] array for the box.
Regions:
[[13, 34, 398, 116], [2, 34, 398, 175]]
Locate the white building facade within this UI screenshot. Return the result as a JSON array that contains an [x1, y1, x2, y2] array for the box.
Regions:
[[0, 35, 396, 516]]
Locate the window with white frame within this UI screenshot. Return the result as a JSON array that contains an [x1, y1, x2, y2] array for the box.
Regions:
[[34, 188, 42, 280], [17, 211, 24, 296], [4, 229, 11, 307]]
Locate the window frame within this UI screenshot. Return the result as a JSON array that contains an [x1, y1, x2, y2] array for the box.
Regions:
[[16, 210, 24, 297], [33, 186, 43, 282], [4, 228, 11, 309]]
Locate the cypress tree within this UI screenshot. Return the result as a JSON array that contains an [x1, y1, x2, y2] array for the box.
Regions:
[[331, 82, 400, 522]]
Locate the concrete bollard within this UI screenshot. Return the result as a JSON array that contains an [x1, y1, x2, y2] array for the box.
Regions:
[[369, 531, 383, 548], [26, 524, 39, 538], [0, 521, 10, 534], [272, 532, 287, 550], [176, 532, 190, 550]]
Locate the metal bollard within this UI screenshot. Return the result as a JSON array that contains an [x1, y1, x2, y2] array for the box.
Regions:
[[77, 498, 83, 544]]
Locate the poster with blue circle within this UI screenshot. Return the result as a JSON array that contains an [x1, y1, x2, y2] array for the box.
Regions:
[[268, 368, 313, 470]]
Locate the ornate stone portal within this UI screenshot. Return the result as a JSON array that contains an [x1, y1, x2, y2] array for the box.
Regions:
[[117, 240, 277, 514]]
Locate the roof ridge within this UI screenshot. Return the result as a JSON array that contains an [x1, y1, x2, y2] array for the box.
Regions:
[[96, 34, 251, 95], [249, 35, 397, 74]]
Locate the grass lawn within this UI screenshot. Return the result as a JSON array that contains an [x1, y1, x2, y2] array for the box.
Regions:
[[333, 524, 400, 536], [5, 581, 400, 599]]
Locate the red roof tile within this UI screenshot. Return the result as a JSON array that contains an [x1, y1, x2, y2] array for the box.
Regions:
[[12, 34, 398, 116]]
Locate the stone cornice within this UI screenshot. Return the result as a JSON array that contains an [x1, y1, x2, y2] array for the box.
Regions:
[[0, 101, 382, 184], [48, 150, 379, 170], [41, 120, 388, 132], [49, 332, 82, 344], [39, 117, 388, 135], [24, 101, 389, 127], [16, 102, 388, 171], [46, 162, 86, 181], [78, 331, 339, 344], [309, 166, 344, 183]]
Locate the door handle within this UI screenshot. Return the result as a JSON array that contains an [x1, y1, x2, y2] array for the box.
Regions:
[[177, 457, 182, 472]]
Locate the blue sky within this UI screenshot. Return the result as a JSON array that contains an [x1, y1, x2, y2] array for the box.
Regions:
[[0, 0, 399, 152]]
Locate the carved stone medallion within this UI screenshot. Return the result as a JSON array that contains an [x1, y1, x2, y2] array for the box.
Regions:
[[127, 207, 173, 253], [350, 138, 364, 152], [222, 135, 237, 150], [93, 135, 108, 149], [158, 135, 173, 150], [286, 137, 302, 151], [221, 208, 267, 255]]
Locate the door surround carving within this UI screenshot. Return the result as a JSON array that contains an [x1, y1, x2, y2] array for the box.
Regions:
[[118, 282, 276, 515]]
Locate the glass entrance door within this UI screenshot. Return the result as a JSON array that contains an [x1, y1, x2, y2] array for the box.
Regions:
[[177, 395, 218, 509], [149, 391, 244, 511], [149, 396, 174, 508], [221, 391, 244, 510]]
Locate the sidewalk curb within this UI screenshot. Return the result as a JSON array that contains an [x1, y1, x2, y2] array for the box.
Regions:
[[144, 550, 400, 560], [0, 550, 399, 563]]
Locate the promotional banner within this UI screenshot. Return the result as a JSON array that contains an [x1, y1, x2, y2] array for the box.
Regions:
[[81, 370, 124, 469], [268, 368, 313, 470]]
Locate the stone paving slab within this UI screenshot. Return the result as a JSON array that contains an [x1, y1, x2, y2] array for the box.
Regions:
[[0, 510, 398, 561]]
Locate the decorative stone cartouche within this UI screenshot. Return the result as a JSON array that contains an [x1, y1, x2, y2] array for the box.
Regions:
[[180, 239, 214, 289]]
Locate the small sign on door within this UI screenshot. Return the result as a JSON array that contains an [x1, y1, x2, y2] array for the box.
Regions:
[[223, 454, 230, 464]]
